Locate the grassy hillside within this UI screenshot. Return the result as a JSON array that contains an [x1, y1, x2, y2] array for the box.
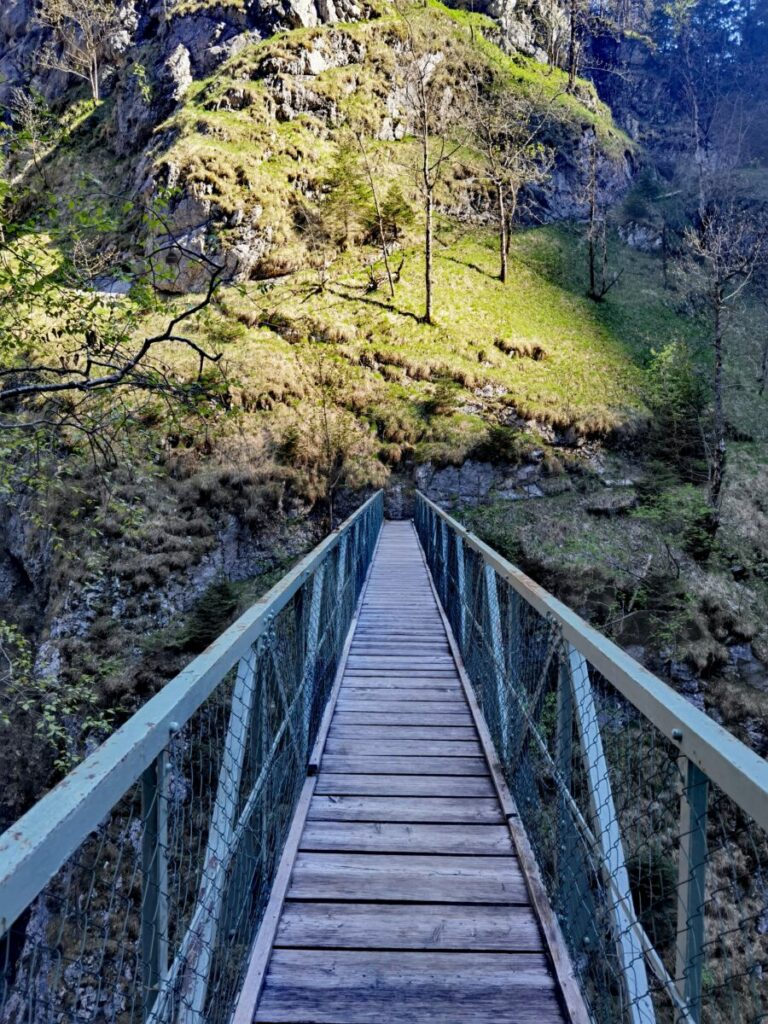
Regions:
[[3, 0, 768, 792]]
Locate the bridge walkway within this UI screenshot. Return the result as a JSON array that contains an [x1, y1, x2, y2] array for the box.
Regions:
[[243, 520, 569, 1024]]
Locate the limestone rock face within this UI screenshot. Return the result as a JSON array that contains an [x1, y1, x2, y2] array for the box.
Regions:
[[446, 0, 566, 59], [0, 0, 365, 131]]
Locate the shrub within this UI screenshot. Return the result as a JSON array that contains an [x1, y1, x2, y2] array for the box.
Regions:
[[180, 578, 240, 652], [645, 341, 709, 481]]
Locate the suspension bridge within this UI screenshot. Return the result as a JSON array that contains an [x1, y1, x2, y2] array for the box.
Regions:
[[1, 492, 767, 1024]]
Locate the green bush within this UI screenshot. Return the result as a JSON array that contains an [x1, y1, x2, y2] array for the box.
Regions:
[[645, 341, 709, 481], [180, 578, 240, 651]]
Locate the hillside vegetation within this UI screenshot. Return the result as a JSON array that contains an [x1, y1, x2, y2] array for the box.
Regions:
[[1, 0, 767, 812]]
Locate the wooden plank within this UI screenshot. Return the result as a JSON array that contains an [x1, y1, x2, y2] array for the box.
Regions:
[[356, 626, 450, 634], [314, 774, 497, 797], [337, 690, 466, 704], [337, 677, 464, 689], [332, 711, 475, 727], [349, 651, 452, 660], [275, 902, 544, 951], [287, 853, 530, 904], [255, 950, 562, 1024], [299, 821, 514, 855], [328, 724, 478, 740], [320, 755, 489, 776], [345, 663, 456, 670], [344, 668, 458, 677], [307, 796, 503, 823], [334, 700, 472, 714], [323, 739, 483, 758], [350, 641, 451, 649]]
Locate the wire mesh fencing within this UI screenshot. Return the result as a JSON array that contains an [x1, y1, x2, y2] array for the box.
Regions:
[[0, 491, 383, 1024], [415, 492, 768, 1024]]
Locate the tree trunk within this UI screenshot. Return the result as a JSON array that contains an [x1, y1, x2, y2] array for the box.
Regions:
[[710, 293, 726, 513], [91, 57, 100, 104], [587, 143, 598, 300], [497, 183, 508, 283], [568, 0, 578, 92], [758, 335, 768, 396], [588, 229, 597, 300], [357, 133, 395, 297], [504, 192, 517, 259], [424, 189, 433, 325]]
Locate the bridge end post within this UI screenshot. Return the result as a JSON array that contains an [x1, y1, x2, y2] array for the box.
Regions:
[[141, 750, 169, 1022], [675, 759, 709, 1024]]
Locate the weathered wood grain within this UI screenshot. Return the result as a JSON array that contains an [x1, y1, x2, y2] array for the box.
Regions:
[[333, 699, 476, 714], [287, 853, 529, 903], [336, 676, 465, 689], [328, 724, 478, 740], [255, 950, 561, 1024], [336, 689, 466, 703], [307, 796, 503, 823], [275, 902, 543, 951], [332, 710, 475, 726], [323, 738, 483, 758], [320, 755, 489, 776], [314, 773, 497, 797], [299, 821, 514, 855]]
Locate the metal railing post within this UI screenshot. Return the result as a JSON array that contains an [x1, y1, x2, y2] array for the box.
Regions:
[[301, 565, 327, 753], [455, 533, 467, 651], [675, 759, 709, 1023], [555, 656, 573, 885], [141, 750, 169, 1022], [566, 645, 656, 1024], [178, 655, 258, 1023], [438, 517, 448, 605], [483, 563, 509, 765]]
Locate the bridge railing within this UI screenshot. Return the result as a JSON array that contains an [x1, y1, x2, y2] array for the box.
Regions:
[[415, 491, 768, 1024], [0, 491, 383, 1024]]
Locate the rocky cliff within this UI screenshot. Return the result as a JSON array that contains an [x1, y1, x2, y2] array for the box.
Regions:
[[2, 0, 632, 291]]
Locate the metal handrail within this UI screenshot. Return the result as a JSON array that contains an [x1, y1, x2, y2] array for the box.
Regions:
[[0, 491, 384, 939], [415, 491, 768, 831]]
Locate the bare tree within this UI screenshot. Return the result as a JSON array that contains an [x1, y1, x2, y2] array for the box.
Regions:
[[355, 132, 397, 298], [585, 137, 623, 301], [399, 11, 468, 324], [0, 179, 227, 450], [6, 90, 61, 188], [468, 79, 554, 283], [37, 0, 120, 103], [681, 199, 768, 513], [566, 0, 586, 92]]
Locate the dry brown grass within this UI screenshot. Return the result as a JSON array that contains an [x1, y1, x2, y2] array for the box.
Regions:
[[494, 337, 548, 360]]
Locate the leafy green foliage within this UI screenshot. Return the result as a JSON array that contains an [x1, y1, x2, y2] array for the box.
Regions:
[[0, 618, 117, 773], [180, 578, 240, 651], [645, 341, 709, 480]]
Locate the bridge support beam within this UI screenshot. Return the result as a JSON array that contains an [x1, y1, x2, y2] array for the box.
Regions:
[[301, 565, 327, 754], [675, 758, 708, 1024], [454, 533, 467, 650], [483, 564, 509, 766], [141, 750, 169, 1022], [567, 645, 656, 1024], [177, 654, 258, 1024]]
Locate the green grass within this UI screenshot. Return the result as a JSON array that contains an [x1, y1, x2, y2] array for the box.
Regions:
[[220, 222, 711, 445]]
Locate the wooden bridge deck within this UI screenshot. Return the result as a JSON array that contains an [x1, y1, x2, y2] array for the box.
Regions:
[[243, 521, 569, 1024]]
